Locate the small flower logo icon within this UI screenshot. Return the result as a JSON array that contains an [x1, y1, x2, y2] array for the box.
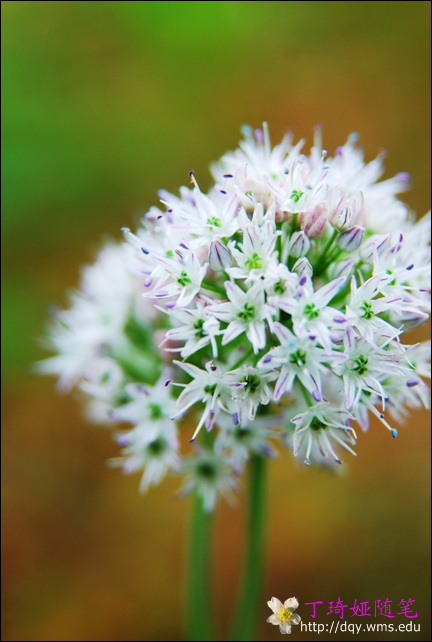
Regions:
[[267, 597, 301, 634]]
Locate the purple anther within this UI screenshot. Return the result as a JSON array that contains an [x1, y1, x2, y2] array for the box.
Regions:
[[396, 172, 410, 182], [254, 128, 263, 143]]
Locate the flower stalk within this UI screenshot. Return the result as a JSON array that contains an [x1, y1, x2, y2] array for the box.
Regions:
[[187, 494, 214, 641], [231, 455, 267, 641]]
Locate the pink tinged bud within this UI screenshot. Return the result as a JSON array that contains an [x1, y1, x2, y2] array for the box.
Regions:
[[301, 202, 328, 238], [331, 192, 364, 230], [287, 231, 311, 258], [337, 226, 365, 252], [209, 239, 232, 271]]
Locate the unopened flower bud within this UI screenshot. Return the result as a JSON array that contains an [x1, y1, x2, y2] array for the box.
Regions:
[[331, 192, 364, 230], [209, 239, 232, 271], [328, 258, 356, 279], [337, 226, 365, 252], [292, 257, 313, 279], [287, 231, 311, 258], [389, 307, 429, 329], [360, 234, 391, 260], [300, 202, 328, 238]]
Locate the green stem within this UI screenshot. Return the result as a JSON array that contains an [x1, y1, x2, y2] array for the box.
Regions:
[[231, 455, 267, 641], [230, 347, 254, 371], [187, 494, 214, 641], [314, 228, 339, 275], [201, 278, 226, 295], [299, 380, 314, 407]]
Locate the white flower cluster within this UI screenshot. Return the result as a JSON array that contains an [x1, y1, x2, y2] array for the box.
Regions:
[[40, 124, 431, 510]]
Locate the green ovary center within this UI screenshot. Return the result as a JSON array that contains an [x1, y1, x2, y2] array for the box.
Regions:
[[197, 462, 217, 480], [278, 608, 293, 622], [148, 403, 163, 419], [237, 302, 256, 321], [146, 437, 166, 456], [244, 374, 261, 393], [289, 349, 307, 367], [177, 271, 192, 287], [360, 301, 374, 319], [207, 216, 221, 227], [352, 354, 369, 375], [245, 252, 263, 270], [304, 303, 319, 320], [193, 318, 206, 338], [204, 384, 217, 395], [290, 190, 303, 203], [274, 279, 286, 295], [233, 427, 251, 441], [310, 417, 326, 431]]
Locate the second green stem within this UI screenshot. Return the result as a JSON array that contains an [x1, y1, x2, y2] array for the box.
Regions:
[[231, 455, 267, 641]]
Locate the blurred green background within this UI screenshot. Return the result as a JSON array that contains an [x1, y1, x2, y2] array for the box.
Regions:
[[2, 1, 430, 640]]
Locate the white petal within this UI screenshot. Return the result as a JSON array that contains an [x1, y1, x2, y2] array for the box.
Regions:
[[290, 613, 301, 625], [268, 597, 283, 613], [173, 360, 204, 378], [222, 321, 245, 345], [266, 614, 280, 625], [275, 368, 295, 401], [284, 597, 299, 610], [279, 622, 292, 634], [314, 276, 346, 308], [273, 321, 294, 344]]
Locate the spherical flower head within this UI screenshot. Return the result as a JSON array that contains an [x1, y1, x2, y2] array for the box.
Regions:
[[267, 597, 301, 634], [39, 122, 431, 505]]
